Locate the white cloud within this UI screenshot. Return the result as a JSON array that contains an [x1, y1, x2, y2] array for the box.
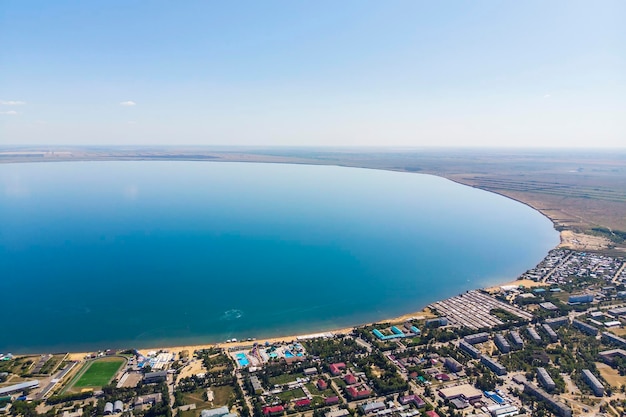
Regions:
[[119, 100, 137, 106], [0, 100, 26, 106], [543, 94, 551, 99], [0, 110, 19, 115]]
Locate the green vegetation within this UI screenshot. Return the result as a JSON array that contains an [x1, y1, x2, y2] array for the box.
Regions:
[[268, 373, 303, 386], [0, 356, 35, 376], [73, 358, 125, 387], [354, 352, 407, 395], [46, 391, 93, 405], [490, 308, 521, 322], [275, 387, 305, 402], [39, 354, 65, 375], [592, 227, 626, 244], [303, 337, 366, 362]]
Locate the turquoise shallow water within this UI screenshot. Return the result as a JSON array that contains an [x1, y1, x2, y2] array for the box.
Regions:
[[0, 162, 559, 353]]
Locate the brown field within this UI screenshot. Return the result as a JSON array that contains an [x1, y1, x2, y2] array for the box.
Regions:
[[182, 386, 235, 417], [608, 328, 626, 337], [595, 362, 625, 388]]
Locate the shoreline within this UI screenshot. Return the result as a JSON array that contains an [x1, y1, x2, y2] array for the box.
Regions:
[[2, 157, 572, 358], [62, 279, 545, 362]]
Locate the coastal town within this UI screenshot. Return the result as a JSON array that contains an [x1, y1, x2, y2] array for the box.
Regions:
[[2, 249, 626, 417]]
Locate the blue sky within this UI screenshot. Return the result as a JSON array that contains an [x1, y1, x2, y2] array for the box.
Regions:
[[1, 1, 624, 147]]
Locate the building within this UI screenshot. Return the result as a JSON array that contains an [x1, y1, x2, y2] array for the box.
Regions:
[[494, 334, 510, 353], [608, 306, 626, 316], [604, 321, 621, 328], [250, 376, 263, 394], [509, 331, 524, 350], [0, 380, 40, 396], [602, 331, 626, 348], [201, 406, 238, 417], [113, 401, 123, 413], [360, 402, 385, 414], [104, 403, 113, 416], [444, 357, 462, 373], [590, 318, 604, 327], [324, 396, 339, 405], [295, 399, 311, 408], [523, 383, 571, 417], [346, 386, 372, 399], [404, 322, 421, 334], [143, 371, 168, 384], [438, 384, 482, 402], [344, 374, 357, 385], [572, 319, 599, 336], [544, 316, 569, 328], [581, 369, 604, 396], [480, 355, 507, 376], [450, 398, 469, 409], [134, 393, 162, 407], [262, 406, 284, 416], [536, 367, 555, 391], [329, 362, 346, 376], [425, 412, 440, 417], [484, 391, 505, 404], [399, 395, 425, 408], [373, 329, 404, 341], [539, 302, 558, 311], [303, 367, 318, 376], [487, 404, 519, 417], [541, 324, 558, 342], [568, 294, 594, 304], [459, 341, 481, 359], [598, 349, 626, 364], [526, 327, 542, 343], [325, 410, 349, 417], [465, 332, 489, 345], [425, 317, 448, 327], [317, 379, 328, 390]]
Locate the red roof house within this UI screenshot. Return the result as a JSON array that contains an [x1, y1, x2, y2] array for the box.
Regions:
[[425, 411, 440, 417], [263, 406, 285, 416], [329, 362, 346, 376], [324, 396, 340, 405], [317, 379, 328, 390], [346, 386, 371, 400], [344, 374, 357, 385], [294, 399, 311, 408], [399, 395, 426, 408]]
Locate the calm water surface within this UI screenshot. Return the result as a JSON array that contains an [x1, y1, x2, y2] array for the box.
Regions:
[[0, 162, 558, 352]]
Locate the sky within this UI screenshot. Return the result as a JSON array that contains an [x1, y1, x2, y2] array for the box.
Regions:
[[1, 1, 624, 147]]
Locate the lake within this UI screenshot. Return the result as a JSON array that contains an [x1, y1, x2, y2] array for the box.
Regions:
[[0, 161, 559, 353]]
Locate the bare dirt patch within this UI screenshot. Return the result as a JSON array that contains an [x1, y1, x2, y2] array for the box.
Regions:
[[178, 359, 207, 381], [595, 362, 625, 388], [558, 231, 616, 252]]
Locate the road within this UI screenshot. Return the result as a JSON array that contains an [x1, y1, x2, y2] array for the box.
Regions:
[[542, 252, 573, 283]]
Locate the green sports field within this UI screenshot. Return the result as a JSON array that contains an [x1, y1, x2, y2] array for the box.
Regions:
[[73, 357, 125, 388]]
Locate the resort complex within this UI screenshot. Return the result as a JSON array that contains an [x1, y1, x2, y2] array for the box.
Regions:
[[1, 249, 626, 417]]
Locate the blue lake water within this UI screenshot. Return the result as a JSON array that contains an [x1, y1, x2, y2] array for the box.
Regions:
[[0, 161, 559, 353]]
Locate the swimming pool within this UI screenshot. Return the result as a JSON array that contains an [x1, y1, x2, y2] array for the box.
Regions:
[[236, 353, 249, 366], [284, 350, 303, 358]]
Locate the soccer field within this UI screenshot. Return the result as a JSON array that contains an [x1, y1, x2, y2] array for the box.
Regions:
[[73, 358, 125, 387]]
